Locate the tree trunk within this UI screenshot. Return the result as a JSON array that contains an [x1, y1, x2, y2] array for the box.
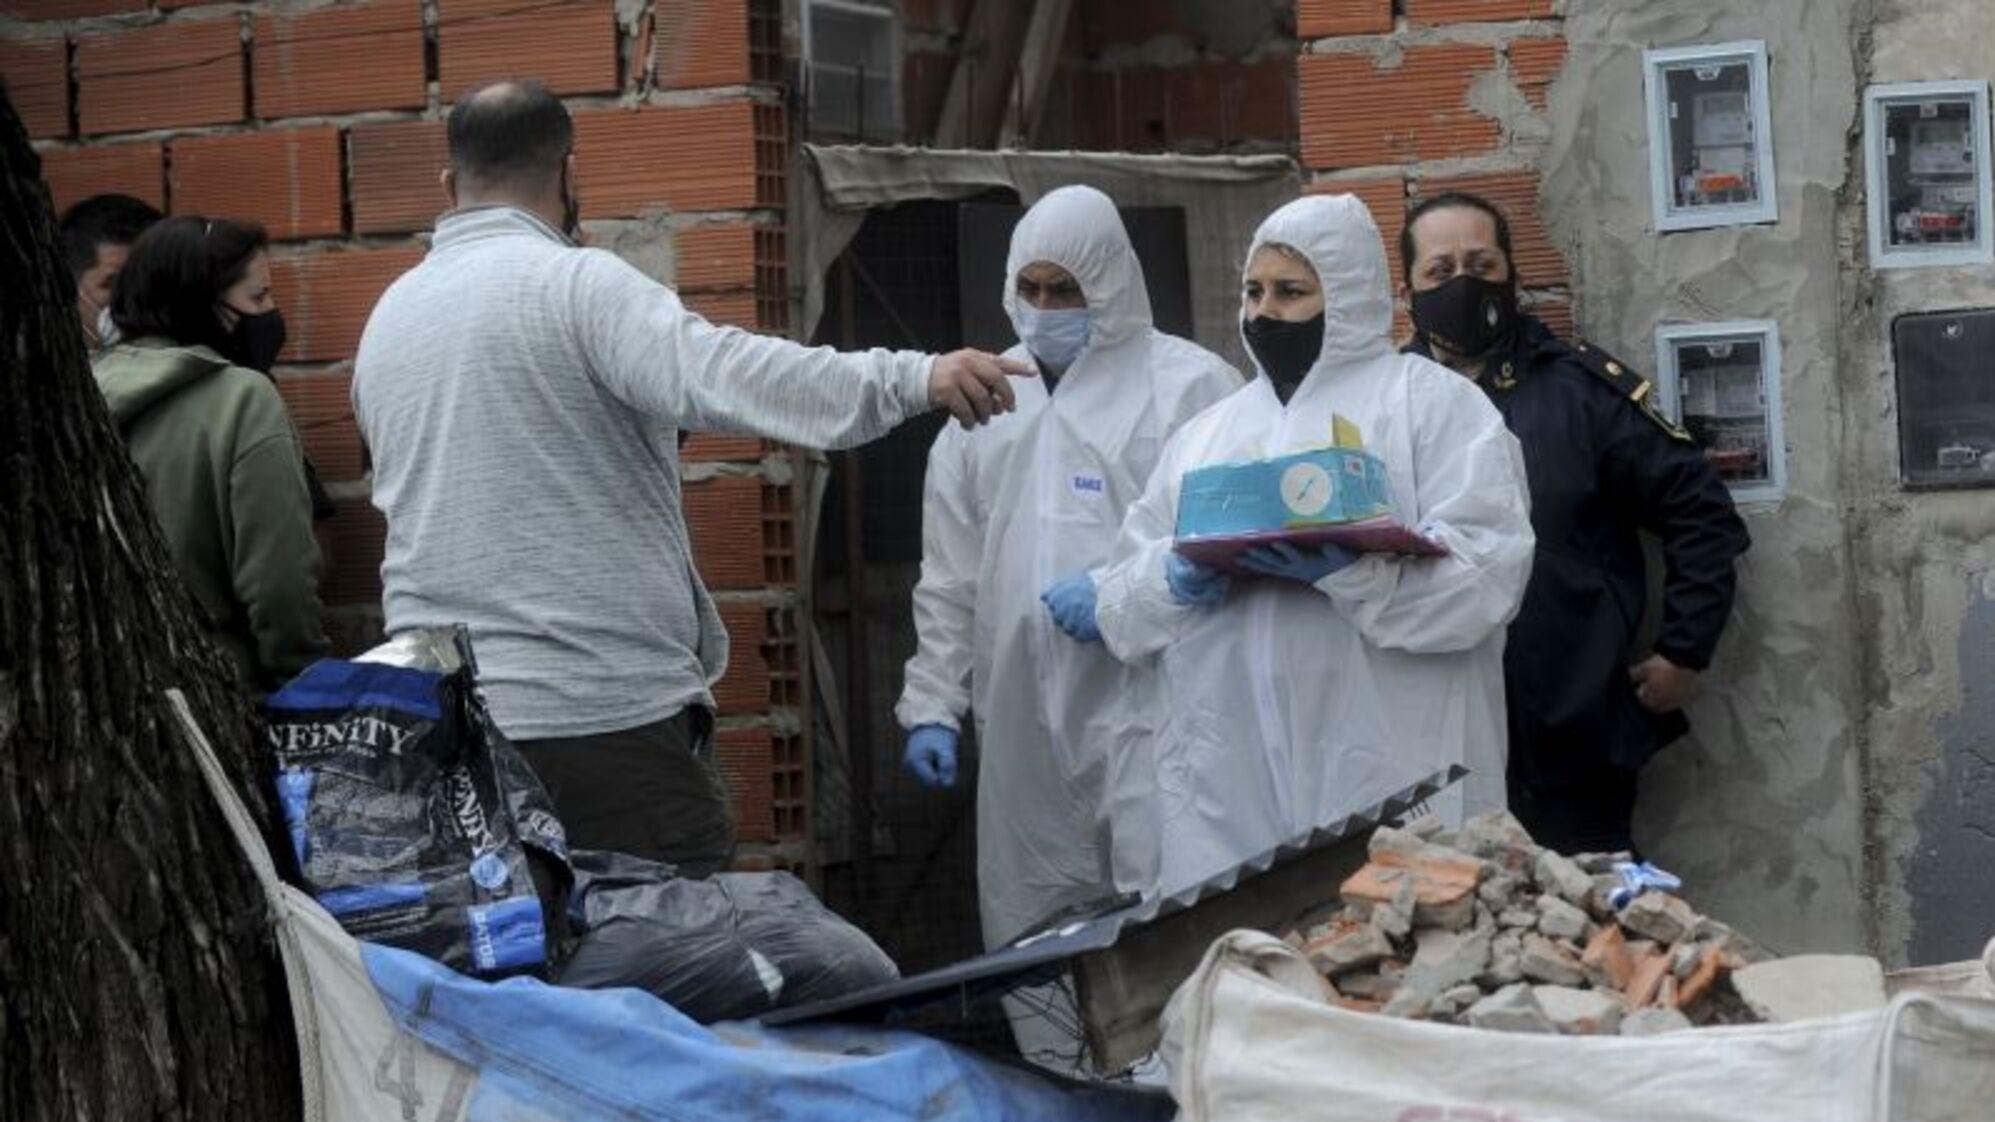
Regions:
[[0, 89, 299, 1120]]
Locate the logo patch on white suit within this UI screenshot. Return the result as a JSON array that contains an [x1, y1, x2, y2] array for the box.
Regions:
[[1070, 474, 1106, 497]]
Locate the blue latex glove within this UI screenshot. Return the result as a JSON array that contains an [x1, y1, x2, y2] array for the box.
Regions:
[[903, 724, 959, 788], [1040, 573, 1102, 642], [1165, 553, 1230, 608], [1237, 540, 1360, 585]]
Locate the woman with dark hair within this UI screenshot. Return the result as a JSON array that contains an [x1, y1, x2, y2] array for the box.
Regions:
[[95, 215, 328, 690]]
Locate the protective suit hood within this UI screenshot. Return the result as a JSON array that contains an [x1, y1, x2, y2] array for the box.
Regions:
[[1002, 185, 1153, 351], [1241, 194, 1396, 374]]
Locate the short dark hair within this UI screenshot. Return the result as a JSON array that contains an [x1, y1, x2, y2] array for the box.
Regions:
[[58, 193, 163, 280], [110, 215, 270, 353], [1400, 192, 1516, 282], [447, 80, 572, 191]]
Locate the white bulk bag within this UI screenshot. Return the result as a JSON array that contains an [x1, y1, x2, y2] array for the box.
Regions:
[[1161, 929, 1995, 1122]]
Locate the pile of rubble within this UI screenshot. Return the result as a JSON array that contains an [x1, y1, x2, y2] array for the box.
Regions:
[[1278, 810, 1873, 1036]]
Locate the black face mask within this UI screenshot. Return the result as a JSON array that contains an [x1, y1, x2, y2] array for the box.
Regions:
[[1243, 313, 1324, 399], [1410, 273, 1518, 360], [224, 308, 287, 374]]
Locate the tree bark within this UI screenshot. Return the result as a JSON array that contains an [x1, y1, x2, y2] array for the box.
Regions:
[[0, 88, 299, 1120]]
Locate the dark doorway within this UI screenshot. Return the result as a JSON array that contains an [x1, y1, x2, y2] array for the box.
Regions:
[[809, 192, 1196, 1033]]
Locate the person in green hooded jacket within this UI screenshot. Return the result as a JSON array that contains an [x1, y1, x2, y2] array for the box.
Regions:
[[94, 215, 328, 691]]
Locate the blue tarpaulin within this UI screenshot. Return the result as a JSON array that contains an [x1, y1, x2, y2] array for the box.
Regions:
[[362, 941, 1171, 1122]]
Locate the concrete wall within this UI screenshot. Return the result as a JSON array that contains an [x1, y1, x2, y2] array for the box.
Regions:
[[1540, 0, 1995, 966], [1842, 0, 1995, 967], [1538, 1, 1872, 957]]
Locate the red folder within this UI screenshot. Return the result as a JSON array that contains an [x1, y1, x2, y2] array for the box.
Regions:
[[1173, 517, 1448, 575]]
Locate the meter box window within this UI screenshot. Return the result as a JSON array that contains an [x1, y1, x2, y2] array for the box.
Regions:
[[1894, 309, 1995, 489], [1865, 82, 1994, 269], [1654, 321, 1785, 504], [1643, 42, 1779, 231]]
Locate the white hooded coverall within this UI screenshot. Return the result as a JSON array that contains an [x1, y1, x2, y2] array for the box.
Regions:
[[1093, 193, 1535, 901], [895, 186, 1242, 951]]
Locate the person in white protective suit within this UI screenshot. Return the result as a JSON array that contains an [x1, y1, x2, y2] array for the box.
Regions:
[[895, 185, 1242, 959], [1093, 192, 1534, 901]]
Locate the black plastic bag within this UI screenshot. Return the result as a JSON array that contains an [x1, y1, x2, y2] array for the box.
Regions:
[[265, 629, 571, 977], [558, 849, 898, 1023]]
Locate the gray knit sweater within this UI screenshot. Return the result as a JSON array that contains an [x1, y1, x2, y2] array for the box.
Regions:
[[354, 206, 931, 738]]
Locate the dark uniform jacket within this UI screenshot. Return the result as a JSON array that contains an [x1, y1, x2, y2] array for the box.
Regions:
[[1408, 316, 1750, 836]]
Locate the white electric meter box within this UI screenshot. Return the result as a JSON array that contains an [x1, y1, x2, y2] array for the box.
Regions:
[[1643, 42, 1779, 231], [1654, 321, 1785, 504], [1865, 81, 1994, 269]]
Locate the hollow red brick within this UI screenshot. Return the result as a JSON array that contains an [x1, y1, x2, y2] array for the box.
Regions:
[[1296, 0, 1393, 38], [1405, 0, 1554, 23], [674, 223, 756, 292], [318, 497, 386, 607], [1299, 45, 1501, 169], [0, 38, 69, 140], [39, 141, 164, 213], [1508, 36, 1567, 111], [1413, 170, 1567, 287], [275, 370, 365, 484], [347, 117, 448, 236], [269, 246, 426, 363], [254, 0, 424, 120], [170, 127, 344, 241], [681, 434, 766, 462], [654, 0, 749, 91], [714, 727, 775, 842], [683, 291, 759, 330], [572, 102, 760, 217], [76, 19, 242, 136], [437, 0, 619, 98], [0, 0, 144, 17], [713, 602, 770, 715], [685, 475, 767, 591]]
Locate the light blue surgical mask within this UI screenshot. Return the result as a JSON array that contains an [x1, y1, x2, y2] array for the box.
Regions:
[[1010, 304, 1092, 372]]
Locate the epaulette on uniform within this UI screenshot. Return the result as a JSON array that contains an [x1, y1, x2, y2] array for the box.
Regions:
[[1572, 341, 1694, 443]]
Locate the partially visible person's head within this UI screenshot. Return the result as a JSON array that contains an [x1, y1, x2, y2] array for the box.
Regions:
[[1014, 261, 1085, 310], [444, 80, 579, 237], [111, 216, 286, 371], [60, 193, 163, 345], [1242, 243, 1323, 323], [1400, 193, 1521, 368], [1400, 193, 1514, 294]]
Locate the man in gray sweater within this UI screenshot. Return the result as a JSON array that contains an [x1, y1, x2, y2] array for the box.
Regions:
[[354, 81, 1024, 876]]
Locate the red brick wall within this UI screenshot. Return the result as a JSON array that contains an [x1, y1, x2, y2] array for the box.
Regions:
[[3, 0, 808, 865], [1295, 3, 1574, 342]]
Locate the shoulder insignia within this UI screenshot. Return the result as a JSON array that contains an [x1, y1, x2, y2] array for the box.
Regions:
[[1572, 341, 1694, 443]]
